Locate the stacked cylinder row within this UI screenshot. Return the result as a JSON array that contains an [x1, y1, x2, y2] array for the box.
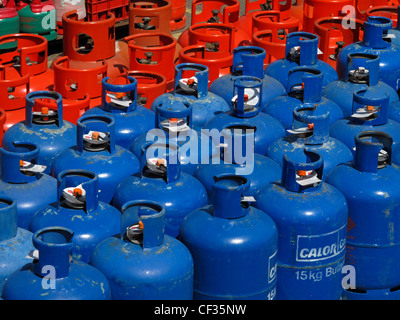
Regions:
[[1, 0, 400, 301]]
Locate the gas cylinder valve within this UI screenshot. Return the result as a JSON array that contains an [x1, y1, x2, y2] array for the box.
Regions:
[[126, 220, 144, 244], [260, 0, 273, 11], [134, 17, 156, 30], [83, 131, 110, 151], [207, 9, 220, 23], [136, 52, 157, 65]]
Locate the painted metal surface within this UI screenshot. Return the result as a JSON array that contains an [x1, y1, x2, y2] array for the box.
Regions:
[[323, 53, 399, 118], [0, 197, 34, 293], [302, 0, 354, 34], [0, 33, 54, 130], [0, 142, 57, 229], [83, 76, 155, 149], [177, 0, 251, 49], [2, 91, 77, 175], [151, 63, 231, 131], [62, 10, 130, 79], [326, 131, 400, 299], [28, 170, 121, 263], [90, 200, 194, 300], [131, 100, 217, 175], [18, 0, 57, 41], [336, 16, 400, 94], [194, 124, 282, 197], [113, 142, 208, 238], [209, 46, 286, 110], [204, 75, 286, 155], [129, 0, 172, 35], [263, 66, 344, 130], [2, 227, 111, 300], [264, 32, 339, 89], [52, 114, 140, 204], [266, 105, 353, 177], [313, 16, 364, 70], [177, 23, 235, 85], [0, 0, 19, 41], [179, 174, 278, 300], [329, 89, 400, 154]]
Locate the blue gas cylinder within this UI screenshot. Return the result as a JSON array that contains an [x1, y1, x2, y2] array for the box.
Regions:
[[179, 174, 279, 300], [82, 76, 155, 149], [52, 114, 140, 204], [326, 131, 400, 300], [1, 226, 111, 300], [264, 32, 338, 89], [329, 89, 400, 154], [0, 142, 57, 229], [263, 67, 344, 130], [209, 46, 286, 110], [323, 53, 399, 118], [2, 91, 77, 175], [194, 124, 282, 197], [131, 101, 217, 175], [28, 169, 121, 263], [90, 200, 194, 300], [336, 16, 400, 94], [254, 150, 348, 300], [384, 7, 400, 49], [0, 197, 35, 293], [113, 142, 208, 238], [203, 76, 286, 155], [150, 63, 231, 131], [266, 105, 353, 177]]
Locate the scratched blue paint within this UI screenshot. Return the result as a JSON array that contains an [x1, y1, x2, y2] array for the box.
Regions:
[[90, 200, 193, 300], [2, 227, 111, 300]]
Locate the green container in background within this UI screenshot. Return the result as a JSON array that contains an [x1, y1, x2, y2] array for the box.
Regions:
[[18, 2, 57, 41]]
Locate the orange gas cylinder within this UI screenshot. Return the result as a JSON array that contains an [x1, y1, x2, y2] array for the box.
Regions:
[[237, 0, 294, 38], [129, 0, 172, 35], [178, 0, 251, 49], [0, 65, 29, 131], [365, 5, 398, 25], [61, 10, 129, 79], [314, 16, 364, 69], [356, 0, 398, 20], [126, 70, 167, 108], [124, 32, 180, 91], [0, 33, 54, 130], [178, 24, 234, 85], [252, 11, 301, 66], [303, 0, 354, 34], [170, 0, 186, 30], [51, 55, 108, 110], [292, 0, 304, 24]]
